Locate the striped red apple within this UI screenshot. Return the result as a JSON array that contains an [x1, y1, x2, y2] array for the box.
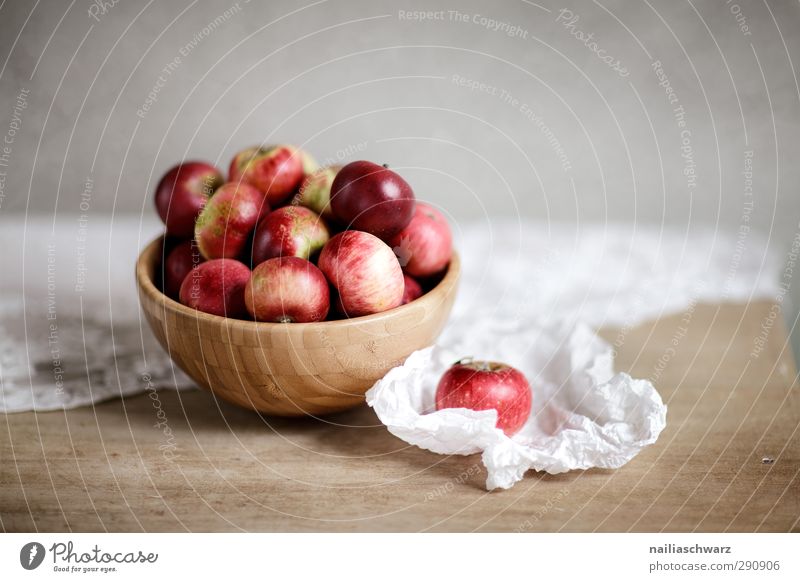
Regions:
[[250, 206, 329, 265], [390, 202, 452, 278], [245, 257, 329, 323], [229, 145, 305, 206], [194, 182, 269, 260], [318, 230, 404, 317], [435, 360, 532, 436]]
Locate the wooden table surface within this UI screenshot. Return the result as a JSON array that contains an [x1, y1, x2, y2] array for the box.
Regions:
[[2, 301, 798, 532]]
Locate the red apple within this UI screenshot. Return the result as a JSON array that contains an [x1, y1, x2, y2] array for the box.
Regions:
[[194, 182, 269, 260], [293, 165, 340, 219], [401, 274, 423, 305], [435, 360, 532, 436], [330, 161, 415, 240], [163, 240, 204, 299], [155, 161, 223, 237], [318, 230, 404, 317], [390, 202, 452, 277], [179, 258, 251, 318], [229, 145, 304, 206], [250, 206, 329, 265], [245, 257, 329, 323]]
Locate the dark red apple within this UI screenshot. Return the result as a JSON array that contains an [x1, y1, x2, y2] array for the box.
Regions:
[[435, 360, 532, 436], [401, 274, 423, 305], [330, 161, 415, 240], [250, 206, 329, 265], [245, 257, 329, 323], [294, 165, 340, 219], [317, 230, 404, 317], [390, 202, 452, 277], [229, 145, 304, 206], [163, 240, 204, 299], [155, 161, 224, 238], [194, 182, 269, 260], [178, 258, 251, 318]]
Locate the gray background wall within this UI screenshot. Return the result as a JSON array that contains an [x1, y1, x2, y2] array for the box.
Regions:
[[1, 0, 799, 347]]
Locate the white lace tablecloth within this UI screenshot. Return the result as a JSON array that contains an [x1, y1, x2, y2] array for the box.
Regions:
[[0, 215, 781, 413]]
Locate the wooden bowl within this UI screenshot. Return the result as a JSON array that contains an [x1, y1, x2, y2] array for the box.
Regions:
[[135, 236, 460, 417]]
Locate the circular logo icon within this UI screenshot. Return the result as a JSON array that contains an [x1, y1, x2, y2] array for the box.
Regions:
[[20, 542, 45, 570]]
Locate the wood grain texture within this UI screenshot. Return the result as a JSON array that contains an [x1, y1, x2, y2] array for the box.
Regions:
[[136, 237, 460, 416], [1, 301, 798, 532]]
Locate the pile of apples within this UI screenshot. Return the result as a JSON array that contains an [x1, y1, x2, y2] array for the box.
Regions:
[[154, 145, 453, 323]]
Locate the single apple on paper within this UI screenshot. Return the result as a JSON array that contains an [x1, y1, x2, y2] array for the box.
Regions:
[[435, 360, 532, 436], [330, 161, 415, 240], [179, 258, 251, 318], [250, 206, 329, 265], [318, 230, 404, 317], [245, 256, 330, 323], [155, 161, 224, 238], [194, 182, 269, 260]]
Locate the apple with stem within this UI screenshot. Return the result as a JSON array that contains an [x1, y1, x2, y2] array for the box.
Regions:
[[435, 359, 532, 436], [250, 206, 329, 265], [318, 230, 404, 317], [155, 161, 223, 237], [330, 161, 415, 240], [245, 256, 329, 323]]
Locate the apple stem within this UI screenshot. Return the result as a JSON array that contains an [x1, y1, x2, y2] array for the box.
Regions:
[[382, 163, 389, 169]]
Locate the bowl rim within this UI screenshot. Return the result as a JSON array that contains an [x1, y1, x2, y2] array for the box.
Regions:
[[135, 235, 460, 330]]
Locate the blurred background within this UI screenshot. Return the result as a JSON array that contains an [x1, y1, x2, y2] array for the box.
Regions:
[[1, 0, 799, 354]]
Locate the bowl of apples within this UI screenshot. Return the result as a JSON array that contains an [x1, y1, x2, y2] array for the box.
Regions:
[[136, 146, 459, 417]]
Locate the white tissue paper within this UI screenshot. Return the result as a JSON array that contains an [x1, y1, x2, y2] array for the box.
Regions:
[[366, 316, 667, 490]]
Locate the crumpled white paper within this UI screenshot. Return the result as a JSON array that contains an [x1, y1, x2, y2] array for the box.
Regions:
[[366, 316, 667, 490]]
